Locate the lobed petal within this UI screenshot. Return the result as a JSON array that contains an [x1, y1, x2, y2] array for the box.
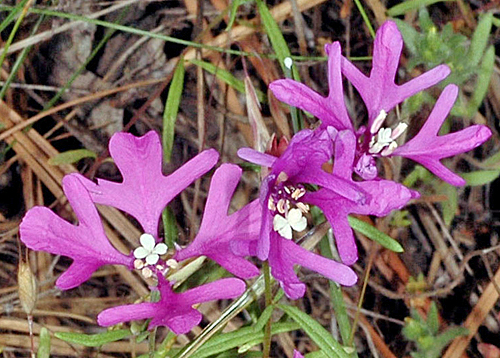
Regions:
[[77, 131, 218, 236], [393, 85, 492, 186], [175, 164, 261, 279], [19, 175, 133, 290]]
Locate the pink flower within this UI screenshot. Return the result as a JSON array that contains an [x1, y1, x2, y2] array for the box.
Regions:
[[98, 275, 245, 334]]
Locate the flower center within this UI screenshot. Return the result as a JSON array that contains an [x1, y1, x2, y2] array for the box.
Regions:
[[268, 177, 310, 239], [133, 233, 175, 278], [367, 110, 408, 157]]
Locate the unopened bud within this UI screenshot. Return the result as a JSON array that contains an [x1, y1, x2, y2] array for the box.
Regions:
[[17, 260, 37, 314]]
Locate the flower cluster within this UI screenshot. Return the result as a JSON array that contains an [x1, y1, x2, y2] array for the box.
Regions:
[[18, 20, 491, 335]]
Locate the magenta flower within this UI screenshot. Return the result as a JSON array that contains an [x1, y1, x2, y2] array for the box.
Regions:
[[175, 164, 261, 279], [238, 127, 363, 260], [393, 85, 492, 186], [268, 21, 491, 186], [19, 174, 134, 290], [238, 129, 358, 298], [305, 130, 419, 264], [98, 275, 245, 334], [76, 131, 219, 237]]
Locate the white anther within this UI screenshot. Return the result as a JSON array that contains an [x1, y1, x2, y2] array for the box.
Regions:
[[277, 171, 289, 183], [370, 110, 388, 134], [133, 233, 168, 266], [142, 267, 153, 279], [381, 141, 398, 156], [291, 188, 305, 200], [134, 259, 144, 270], [277, 199, 287, 214], [390, 122, 408, 140], [296, 202, 310, 213], [284, 186, 291, 194], [284, 57, 293, 70], [166, 259, 179, 269], [268, 197, 276, 211]]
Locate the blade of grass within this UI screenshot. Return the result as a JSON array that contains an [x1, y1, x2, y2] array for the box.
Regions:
[[352, 0, 375, 38], [387, 0, 455, 17], [0, 0, 32, 72], [163, 57, 185, 163]]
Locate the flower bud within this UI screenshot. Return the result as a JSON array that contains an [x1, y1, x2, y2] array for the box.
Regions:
[[17, 260, 37, 314]]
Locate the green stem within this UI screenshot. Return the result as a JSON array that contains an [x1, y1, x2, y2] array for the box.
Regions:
[[0, 0, 31, 72], [262, 261, 272, 358], [149, 327, 157, 358], [352, 0, 376, 39]]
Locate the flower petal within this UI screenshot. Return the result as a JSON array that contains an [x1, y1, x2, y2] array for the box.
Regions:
[[175, 165, 261, 279], [393, 85, 492, 186], [19, 174, 133, 290], [341, 20, 450, 124], [76, 131, 218, 236]]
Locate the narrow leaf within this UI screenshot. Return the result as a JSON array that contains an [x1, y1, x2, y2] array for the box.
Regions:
[[387, 0, 454, 17], [254, 305, 275, 332], [427, 302, 439, 336], [48, 149, 97, 165], [467, 45, 495, 118], [163, 57, 185, 163], [467, 13, 493, 67], [255, 0, 299, 79], [461, 169, 500, 186], [348, 216, 404, 253], [279, 304, 350, 358], [54, 329, 131, 347], [162, 206, 178, 248], [37, 327, 51, 358]]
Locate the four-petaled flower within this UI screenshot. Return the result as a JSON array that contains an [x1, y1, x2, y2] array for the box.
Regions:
[[98, 275, 245, 334]]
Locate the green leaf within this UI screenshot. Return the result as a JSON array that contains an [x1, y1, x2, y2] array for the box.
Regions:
[[461, 169, 500, 186], [478, 150, 500, 169], [254, 305, 274, 332], [37, 327, 51, 358], [48, 149, 97, 165], [279, 305, 350, 358], [163, 57, 185, 163], [427, 302, 439, 336], [189, 58, 266, 103], [190, 323, 299, 358], [226, 0, 252, 31], [162, 206, 178, 248], [467, 13, 493, 67], [467, 45, 495, 118], [255, 0, 299, 79], [54, 329, 131, 347], [347, 216, 404, 253], [387, 0, 454, 17], [437, 182, 458, 226]]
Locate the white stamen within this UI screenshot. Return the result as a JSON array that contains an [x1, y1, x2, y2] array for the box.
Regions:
[[166, 259, 179, 269], [296, 202, 309, 213], [370, 110, 387, 134], [277, 171, 289, 183], [134, 259, 144, 270], [284, 186, 291, 194], [268, 197, 276, 211], [284, 57, 293, 70], [277, 199, 287, 214], [291, 188, 305, 200], [381, 141, 398, 156], [390, 122, 408, 140], [142, 267, 153, 279]]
